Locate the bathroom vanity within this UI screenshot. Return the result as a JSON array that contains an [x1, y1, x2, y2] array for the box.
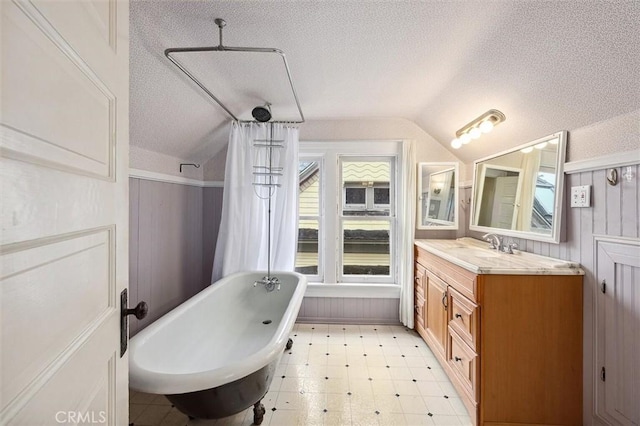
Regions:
[[414, 238, 584, 426]]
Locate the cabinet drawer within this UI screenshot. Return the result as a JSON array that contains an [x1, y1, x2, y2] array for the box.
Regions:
[[448, 328, 478, 400], [449, 287, 478, 350]]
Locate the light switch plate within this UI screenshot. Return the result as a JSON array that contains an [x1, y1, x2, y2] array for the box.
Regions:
[[571, 185, 591, 207]]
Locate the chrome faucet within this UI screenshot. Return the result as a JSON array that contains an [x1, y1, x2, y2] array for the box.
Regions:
[[482, 233, 503, 250], [254, 276, 280, 292], [482, 233, 519, 254], [502, 242, 519, 254]]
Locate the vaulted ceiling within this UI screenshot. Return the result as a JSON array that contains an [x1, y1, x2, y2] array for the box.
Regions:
[[130, 1, 640, 164]]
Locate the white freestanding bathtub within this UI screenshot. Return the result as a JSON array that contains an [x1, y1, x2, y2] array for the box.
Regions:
[[129, 271, 307, 424]]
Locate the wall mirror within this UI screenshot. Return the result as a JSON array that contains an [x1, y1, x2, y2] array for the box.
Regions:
[[417, 162, 459, 230], [470, 131, 567, 243]]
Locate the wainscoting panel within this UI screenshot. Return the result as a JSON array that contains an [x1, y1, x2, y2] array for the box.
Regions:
[[129, 178, 207, 335], [297, 297, 400, 324], [202, 187, 224, 286]]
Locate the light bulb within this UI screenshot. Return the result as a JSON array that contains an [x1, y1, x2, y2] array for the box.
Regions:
[[469, 127, 482, 140], [451, 138, 462, 149], [460, 133, 472, 144], [521, 147, 534, 154], [479, 120, 494, 133], [548, 137, 559, 145], [534, 142, 548, 150]]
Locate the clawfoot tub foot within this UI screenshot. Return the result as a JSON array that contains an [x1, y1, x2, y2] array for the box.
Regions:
[[285, 338, 293, 350], [253, 401, 266, 425]]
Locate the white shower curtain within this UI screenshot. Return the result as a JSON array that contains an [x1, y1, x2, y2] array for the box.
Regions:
[[399, 140, 416, 328], [212, 121, 299, 282]]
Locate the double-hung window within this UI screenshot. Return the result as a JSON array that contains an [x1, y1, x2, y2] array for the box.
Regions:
[[296, 159, 322, 281], [296, 141, 400, 286]]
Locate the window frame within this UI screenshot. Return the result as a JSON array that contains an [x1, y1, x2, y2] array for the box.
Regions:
[[338, 155, 396, 284], [297, 141, 401, 287], [296, 155, 324, 282]]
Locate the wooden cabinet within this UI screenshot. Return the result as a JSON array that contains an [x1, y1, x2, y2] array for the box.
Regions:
[[424, 270, 448, 358], [414, 244, 583, 426], [414, 262, 427, 335]]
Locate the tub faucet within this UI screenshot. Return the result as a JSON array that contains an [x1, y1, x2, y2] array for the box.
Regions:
[[483, 233, 503, 251], [254, 276, 280, 292]]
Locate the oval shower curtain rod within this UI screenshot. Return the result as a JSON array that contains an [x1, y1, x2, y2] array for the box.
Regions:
[[164, 18, 305, 124]]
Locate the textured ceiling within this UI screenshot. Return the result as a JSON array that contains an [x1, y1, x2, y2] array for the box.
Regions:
[[130, 1, 640, 164]]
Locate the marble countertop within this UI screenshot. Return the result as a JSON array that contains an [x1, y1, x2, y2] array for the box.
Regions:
[[415, 238, 584, 275]]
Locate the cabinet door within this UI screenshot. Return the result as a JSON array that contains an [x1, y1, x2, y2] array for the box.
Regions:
[[425, 271, 448, 357], [595, 240, 640, 426], [415, 263, 427, 332]]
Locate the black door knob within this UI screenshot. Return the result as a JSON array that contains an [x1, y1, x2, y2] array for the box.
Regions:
[[124, 301, 148, 320]]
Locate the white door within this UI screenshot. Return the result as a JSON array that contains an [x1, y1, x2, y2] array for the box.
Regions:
[[1, 1, 129, 424], [595, 239, 640, 426], [490, 175, 521, 230]]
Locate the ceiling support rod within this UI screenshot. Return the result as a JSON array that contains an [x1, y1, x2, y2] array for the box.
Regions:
[[164, 18, 305, 123]]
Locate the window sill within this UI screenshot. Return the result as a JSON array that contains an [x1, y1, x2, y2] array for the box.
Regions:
[[304, 283, 400, 299]]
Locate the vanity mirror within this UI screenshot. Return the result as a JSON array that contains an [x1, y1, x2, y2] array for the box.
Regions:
[[417, 162, 459, 230], [470, 131, 567, 243]]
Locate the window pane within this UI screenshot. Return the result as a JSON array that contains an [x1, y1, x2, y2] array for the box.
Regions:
[[299, 161, 320, 216], [374, 187, 389, 205], [342, 160, 390, 216], [345, 187, 366, 205], [342, 221, 390, 275], [296, 219, 319, 275]]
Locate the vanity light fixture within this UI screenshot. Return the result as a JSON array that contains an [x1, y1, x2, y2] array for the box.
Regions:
[[450, 109, 506, 149], [520, 146, 534, 154]]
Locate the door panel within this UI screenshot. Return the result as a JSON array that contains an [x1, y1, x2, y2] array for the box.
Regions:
[[0, 0, 129, 424], [8, 319, 119, 425], [425, 271, 448, 357], [1, 0, 114, 178], [1, 228, 113, 407], [491, 175, 520, 229], [596, 240, 640, 426]]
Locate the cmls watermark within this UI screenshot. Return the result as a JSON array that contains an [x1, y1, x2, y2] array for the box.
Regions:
[[55, 411, 106, 424]]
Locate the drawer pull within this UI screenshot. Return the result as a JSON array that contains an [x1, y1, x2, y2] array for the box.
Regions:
[[454, 356, 463, 362], [442, 291, 448, 310], [455, 313, 463, 319]]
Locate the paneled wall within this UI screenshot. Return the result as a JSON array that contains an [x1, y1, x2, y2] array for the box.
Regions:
[[466, 163, 639, 426], [129, 179, 222, 335], [297, 298, 399, 324], [202, 187, 224, 285]]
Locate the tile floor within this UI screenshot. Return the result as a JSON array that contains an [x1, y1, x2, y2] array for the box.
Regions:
[[130, 323, 472, 426]]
